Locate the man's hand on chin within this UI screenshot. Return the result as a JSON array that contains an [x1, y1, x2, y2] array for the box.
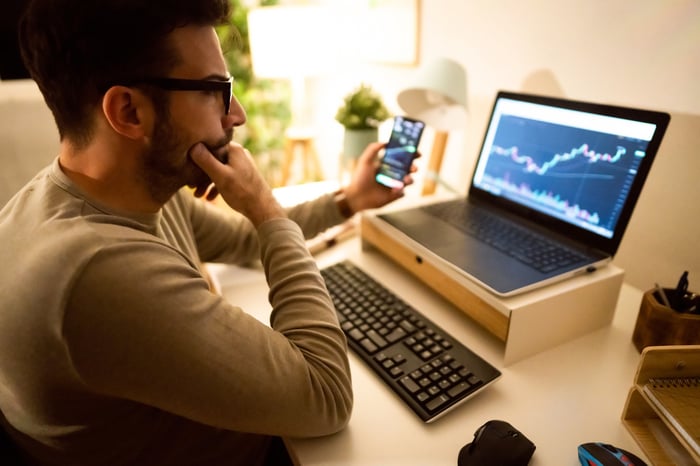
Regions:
[[189, 142, 286, 227]]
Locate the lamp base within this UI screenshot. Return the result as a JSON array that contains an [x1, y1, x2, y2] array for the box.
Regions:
[[421, 130, 448, 196]]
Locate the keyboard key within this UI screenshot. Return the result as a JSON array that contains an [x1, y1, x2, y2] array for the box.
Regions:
[[448, 382, 471, 398], [426, 394, 450, 412], [366, 329, 388, 349], [360, 338, 378, 354], [399, 376, 420, 394], [399, 320, 417, 333], [385, 327, 407, 343]]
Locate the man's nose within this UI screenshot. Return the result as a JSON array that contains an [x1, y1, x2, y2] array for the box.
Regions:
[[223, 94, 246, 128]]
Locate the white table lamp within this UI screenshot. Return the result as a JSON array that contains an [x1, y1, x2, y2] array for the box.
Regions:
[[397, 57, 468, 195]]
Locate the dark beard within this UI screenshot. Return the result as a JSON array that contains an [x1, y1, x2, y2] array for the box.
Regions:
[[141, 118, 232, 204]]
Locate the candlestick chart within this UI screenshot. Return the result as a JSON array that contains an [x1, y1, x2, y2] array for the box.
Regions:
[[479, 116, 648, 236]]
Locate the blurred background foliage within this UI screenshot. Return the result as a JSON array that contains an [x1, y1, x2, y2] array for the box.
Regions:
[[216, 0, 291, 186]]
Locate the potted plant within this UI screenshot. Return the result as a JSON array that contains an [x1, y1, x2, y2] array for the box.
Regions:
[[335, 83, 390, 160]]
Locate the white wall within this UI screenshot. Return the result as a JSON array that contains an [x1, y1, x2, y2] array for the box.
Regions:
[[308, 0, 700, 290], [0, 80, 60, 207]]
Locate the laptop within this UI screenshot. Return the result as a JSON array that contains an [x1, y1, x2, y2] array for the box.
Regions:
[[378, 91, 670, 296]]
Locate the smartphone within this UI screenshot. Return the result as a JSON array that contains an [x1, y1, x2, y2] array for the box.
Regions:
[[375, 116, 425, 189]]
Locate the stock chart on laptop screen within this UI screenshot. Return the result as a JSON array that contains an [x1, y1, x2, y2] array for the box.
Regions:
[[472, 98, 658, 239]]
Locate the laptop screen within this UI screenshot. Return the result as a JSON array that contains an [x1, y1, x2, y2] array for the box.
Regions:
[[470, 91, 670, 253]]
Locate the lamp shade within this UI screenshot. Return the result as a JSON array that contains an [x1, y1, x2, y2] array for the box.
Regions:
[[397, 57, 468, 131]]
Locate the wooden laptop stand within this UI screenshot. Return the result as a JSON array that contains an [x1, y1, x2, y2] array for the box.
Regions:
[[360, 209, 624, 365]]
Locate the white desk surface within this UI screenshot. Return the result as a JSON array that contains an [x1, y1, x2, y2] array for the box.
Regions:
[[212, 235, 647, 466]]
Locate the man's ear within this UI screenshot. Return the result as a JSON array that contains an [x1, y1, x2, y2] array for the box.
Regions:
[[101, 86, 154, 140]]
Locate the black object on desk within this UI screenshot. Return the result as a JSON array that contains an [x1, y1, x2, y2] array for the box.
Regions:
[[459, 420, 536, 466], [670, 270, 699, 314], [321, 260, 501, 423]]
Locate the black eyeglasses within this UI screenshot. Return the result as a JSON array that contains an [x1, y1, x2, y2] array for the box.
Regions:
[[128, 76, 234, 114]]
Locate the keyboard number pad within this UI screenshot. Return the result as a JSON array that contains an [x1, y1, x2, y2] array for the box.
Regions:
[[399, 354, 483, 413]]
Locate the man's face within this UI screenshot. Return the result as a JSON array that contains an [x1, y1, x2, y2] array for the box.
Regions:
[[139, 25, 244, 203]]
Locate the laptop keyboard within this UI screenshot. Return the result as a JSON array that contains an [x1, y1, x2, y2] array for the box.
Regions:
[[422, 200, 586, 273], [321, 260, 501, 422]]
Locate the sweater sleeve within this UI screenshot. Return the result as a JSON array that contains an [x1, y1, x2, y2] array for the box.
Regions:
[[62, 217, 352, 438], [186, 191, 347, 265]]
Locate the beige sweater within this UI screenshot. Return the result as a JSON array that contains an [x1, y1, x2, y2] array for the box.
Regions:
[[0, 159, 352, 465]]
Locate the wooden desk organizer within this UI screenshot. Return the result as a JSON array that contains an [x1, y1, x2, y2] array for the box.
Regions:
[[632, 289, 700, 352], [622, 345, 700, 465], [360, 211, 624, 365]]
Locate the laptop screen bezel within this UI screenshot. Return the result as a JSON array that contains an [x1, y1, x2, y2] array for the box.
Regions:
[[467, 90, 670, 256]]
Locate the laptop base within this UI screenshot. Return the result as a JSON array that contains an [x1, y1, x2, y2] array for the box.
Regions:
[[360, 211, 624, 365]]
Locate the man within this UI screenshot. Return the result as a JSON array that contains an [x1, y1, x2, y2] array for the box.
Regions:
[[0, 0, 416, 464]]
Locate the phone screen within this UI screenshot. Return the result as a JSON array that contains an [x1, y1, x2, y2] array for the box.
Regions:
[[375, 116, 425, 188]]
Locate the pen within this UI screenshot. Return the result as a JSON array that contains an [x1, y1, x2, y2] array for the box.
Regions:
[[654, 283, 672, 308], [673, 270, 689, 310]]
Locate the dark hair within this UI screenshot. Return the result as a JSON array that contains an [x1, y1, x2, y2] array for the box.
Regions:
[[18, 0, 231, 146]]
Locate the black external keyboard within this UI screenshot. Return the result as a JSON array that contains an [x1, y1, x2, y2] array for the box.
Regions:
[[321, 260, 501, 422]]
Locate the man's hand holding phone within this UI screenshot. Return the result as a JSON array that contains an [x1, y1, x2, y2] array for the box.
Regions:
[[375, 116, 425, 189], [341, 136, 422, 215]]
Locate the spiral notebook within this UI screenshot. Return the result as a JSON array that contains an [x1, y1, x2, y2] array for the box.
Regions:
[[642, 377, 700, 457]]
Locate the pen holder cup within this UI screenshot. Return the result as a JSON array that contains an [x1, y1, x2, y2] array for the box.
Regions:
[[632, 288, 700, 352]]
